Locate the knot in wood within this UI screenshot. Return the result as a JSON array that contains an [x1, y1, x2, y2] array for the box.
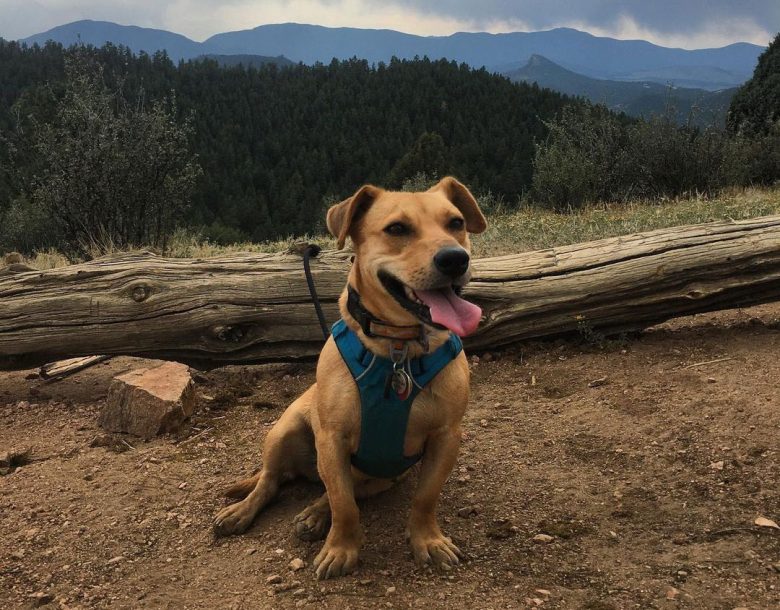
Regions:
[[214, 325, 245, 343], [131, 284, 151, 302]]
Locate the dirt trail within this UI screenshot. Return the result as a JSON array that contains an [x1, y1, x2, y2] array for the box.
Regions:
[[1, 305, 779, 609]]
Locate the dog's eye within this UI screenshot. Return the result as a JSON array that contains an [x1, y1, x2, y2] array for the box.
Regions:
[[448, 217, 465, 231], [384, 222, 410, 236]]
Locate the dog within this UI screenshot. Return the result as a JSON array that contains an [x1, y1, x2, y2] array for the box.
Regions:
[[213, 176, 487, 579]]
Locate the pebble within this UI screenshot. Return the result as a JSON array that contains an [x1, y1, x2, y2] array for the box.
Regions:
[[289, 557, 306, 571], [709, 460, 724, 470], [266, 574, 283, 585], [666, 587, 680, 600], [457, 505, 481, 518], [292, 588, 306, 597], [532, 534, 554, 544], [385, 586, 397, 595], [28, 591, 53, 607], [245, 548, 257, 556], [588, 376, 608, 388], [107, 556, 124, 565]]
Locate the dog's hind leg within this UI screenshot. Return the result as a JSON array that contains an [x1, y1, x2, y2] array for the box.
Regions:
[[293, 476, 396, 541], [213, 387, 317, 537]]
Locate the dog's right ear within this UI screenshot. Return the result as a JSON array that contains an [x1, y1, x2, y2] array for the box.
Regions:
[[326, 184, 383, 249]]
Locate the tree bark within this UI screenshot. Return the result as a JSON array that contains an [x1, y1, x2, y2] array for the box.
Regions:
[[2, 216, 780, 370]]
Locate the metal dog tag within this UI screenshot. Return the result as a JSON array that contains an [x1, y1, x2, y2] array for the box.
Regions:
[[391, 368, 412, 400]]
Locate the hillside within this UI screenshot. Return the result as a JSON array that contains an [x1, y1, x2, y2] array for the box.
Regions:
[[0, 41, 571, 242], [506, 54, 736, 125], [194, 54, 296, 69], [20, 20, 765, 89]]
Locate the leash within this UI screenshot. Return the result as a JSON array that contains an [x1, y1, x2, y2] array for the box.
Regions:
[[302, 244, 331, 341], [302, 244, 427, 352]]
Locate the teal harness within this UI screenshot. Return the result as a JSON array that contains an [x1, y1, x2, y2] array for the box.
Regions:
[[331, 319, 463, 479]]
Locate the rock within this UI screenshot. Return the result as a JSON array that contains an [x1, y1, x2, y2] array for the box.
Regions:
[[25, 372, 40, 380], [385, 586, 397, 595], [28, 591, 53, 607], [588, 376, 608, 388], [535, 589, 551, 597], [99, 362, 195, 439], [457, 505, 481, 518], [532, 534, 554, 544], [487, 519, 516, 539], [0, 447, 31, 475], [107, 556, 124, 565], [266, 574, 283, 585], [292, 588, 306, 597], [245, 548, 257, 556], [289, 558, 306, 571], [709, 460, 725, 471], [666, 587, 680, 600]]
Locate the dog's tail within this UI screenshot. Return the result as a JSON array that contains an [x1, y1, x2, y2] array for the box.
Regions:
[[223, 471, 262, 500]]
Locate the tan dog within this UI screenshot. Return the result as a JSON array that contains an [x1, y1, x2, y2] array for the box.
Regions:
[[213, 177, 487, 579]]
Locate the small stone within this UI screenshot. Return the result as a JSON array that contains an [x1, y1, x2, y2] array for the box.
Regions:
[[772, 562, 780, 573], [480, 419, 488, 427], [531, 598, 544, 606], [107, 555, 124, 565], [470, 355, 480, 364], [707, 377, 717, 383], [666, 587, 680, 600], [99, 362, 195, 439], [385, 586, 397, 595], [245, 548, 257, 556], [289, 558, 306, 571], [535, 589, 551, 597], [266, 574, 283, 585], [292, 588, 306, 597], [178, 482, 188, 489], [83, 473, 94, 481], [28, 591, 54, 607], [25, 372, 40, 380], [709, 460, 725, 471], [274, 548, 285, 555], [487, 519, 515, 539], [588, 377, 608, 388], [532, 534, 554, 544], [359, 579, 374, 586], [457, 505, 481, 518]]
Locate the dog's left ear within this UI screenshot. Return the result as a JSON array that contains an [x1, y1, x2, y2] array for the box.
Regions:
[[327, 184, 384, 249], [428, 177, 487, 234]]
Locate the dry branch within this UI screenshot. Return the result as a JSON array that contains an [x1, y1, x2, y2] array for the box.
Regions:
[[2, 216, 780, 369]]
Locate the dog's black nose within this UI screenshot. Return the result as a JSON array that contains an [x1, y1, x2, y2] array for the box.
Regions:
[[434, 247, 470, 278]]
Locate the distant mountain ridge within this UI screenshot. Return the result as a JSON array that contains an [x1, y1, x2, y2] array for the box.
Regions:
[[19, 20, 766, 89], [506, 54, 737, 125]]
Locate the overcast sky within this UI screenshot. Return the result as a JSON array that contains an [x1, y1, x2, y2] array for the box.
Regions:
[[1, 0, 777, 48]]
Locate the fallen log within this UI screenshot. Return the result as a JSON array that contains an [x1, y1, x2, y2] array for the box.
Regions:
[[1, 216, 780, 369]]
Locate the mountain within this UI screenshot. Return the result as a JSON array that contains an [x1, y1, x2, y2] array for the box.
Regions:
[[195, 54, 295, 69], [20, 20, 765, 89], [21, 19, 202, 61], [506, 54, 737, 125]]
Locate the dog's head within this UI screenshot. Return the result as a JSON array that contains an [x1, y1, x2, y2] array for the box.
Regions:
[[327, 177, 487, 337]]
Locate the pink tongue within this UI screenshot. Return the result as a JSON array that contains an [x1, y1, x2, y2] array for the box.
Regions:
[[414, 288, 483, 337]]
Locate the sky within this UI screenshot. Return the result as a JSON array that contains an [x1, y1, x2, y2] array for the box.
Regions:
[[0, 0, 777, 49]]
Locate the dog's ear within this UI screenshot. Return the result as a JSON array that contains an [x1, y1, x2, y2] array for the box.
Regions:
[[428, 176, 487, 234], [327, 184, 383, 249]]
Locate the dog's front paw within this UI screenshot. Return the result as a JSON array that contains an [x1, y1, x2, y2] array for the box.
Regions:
[[293, 503, 331, 541], [213, 501, 254, 537], [313, 537, 360, 579], [410, 529, 463, 569]]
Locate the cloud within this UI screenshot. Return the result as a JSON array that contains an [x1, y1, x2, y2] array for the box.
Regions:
[[0, 0, 776, 47]]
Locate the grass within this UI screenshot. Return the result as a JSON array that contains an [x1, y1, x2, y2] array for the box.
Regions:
[[10, 186, 780, 269]]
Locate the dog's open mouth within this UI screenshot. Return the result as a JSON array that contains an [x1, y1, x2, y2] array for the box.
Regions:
[[378, 271, 482, 337]]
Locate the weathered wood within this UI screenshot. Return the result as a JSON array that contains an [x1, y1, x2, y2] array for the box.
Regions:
[[40, 355, 112, 380], [2, 216, 780, 369]]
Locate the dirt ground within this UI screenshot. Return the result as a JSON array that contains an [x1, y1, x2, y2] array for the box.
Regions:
[[1, 305, 779, 610]]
